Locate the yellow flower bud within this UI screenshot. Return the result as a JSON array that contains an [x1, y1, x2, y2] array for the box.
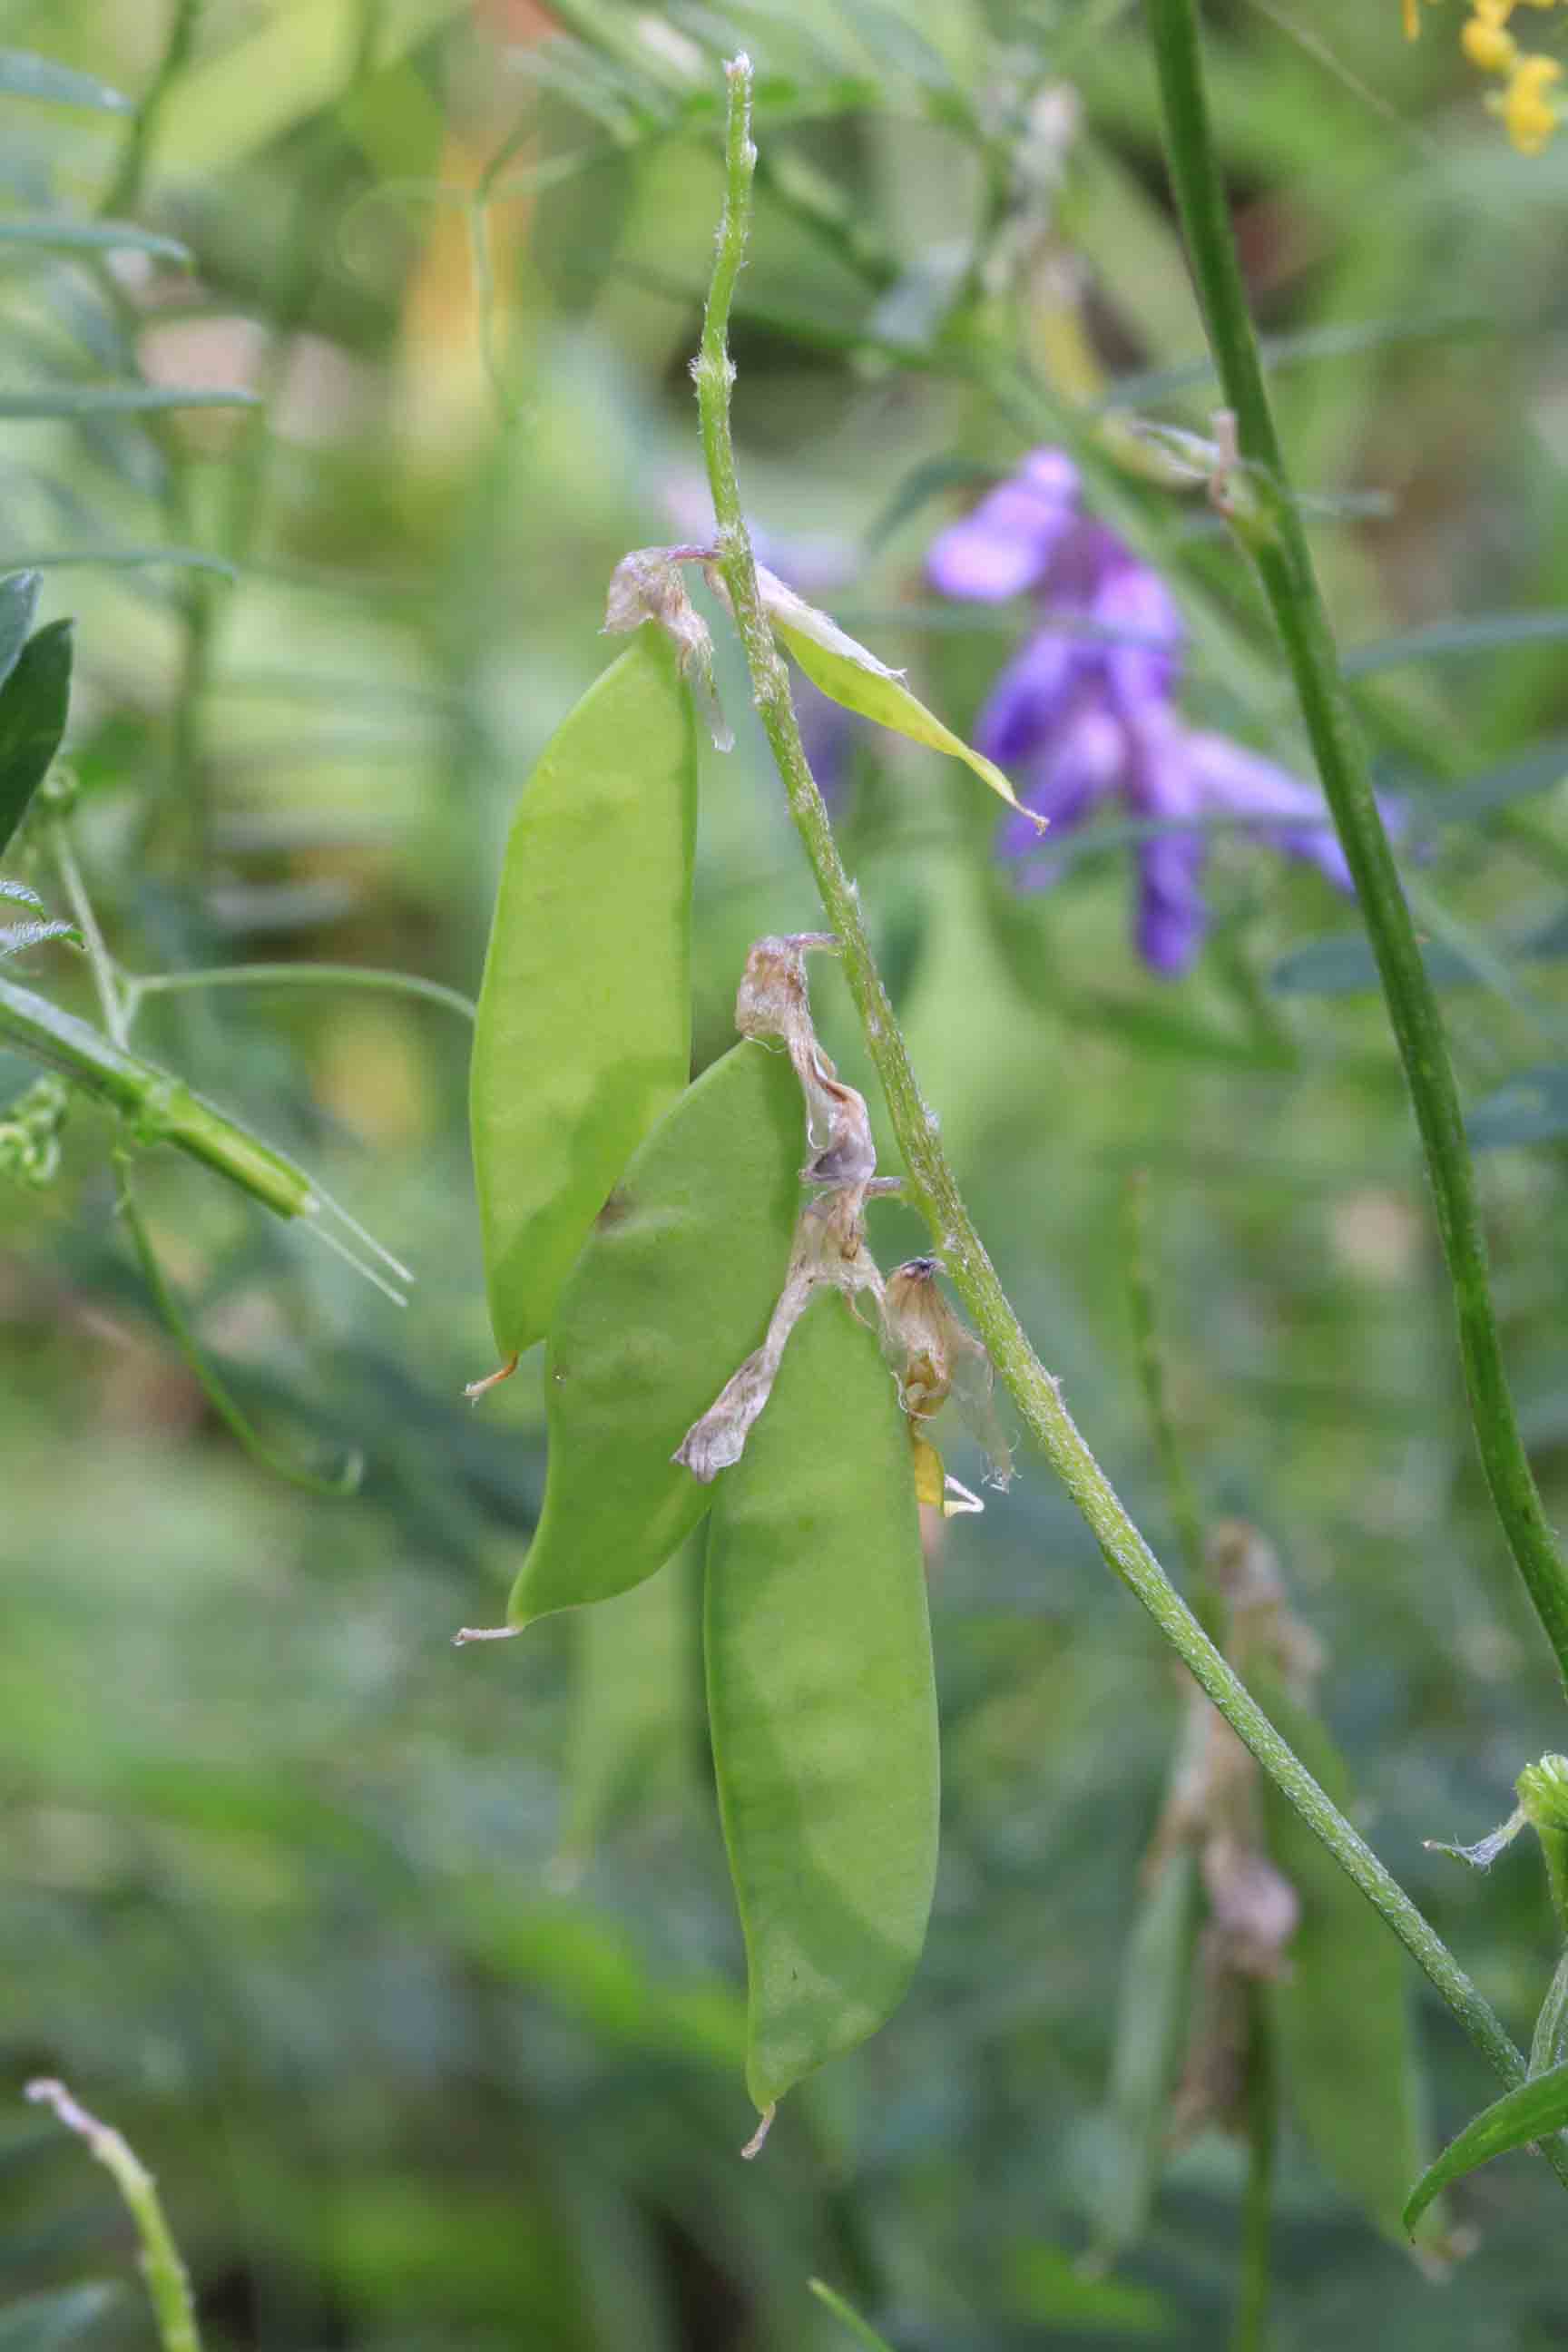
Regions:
[[1503, 52, 1563, 153], [1464, 13, 1518, 67]]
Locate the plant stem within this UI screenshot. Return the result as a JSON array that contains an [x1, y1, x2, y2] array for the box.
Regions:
[[100, 0, 203, 222], [1142, 0, 1568, 1695], [693, 52, 1568, 2189], [27, 2078, 202, 2352], [126, 963, 476, 1027], [115, 1152, 364, 1497], [0, 968, 315, 1219], [1232, 1983, 1276, 2352], [1123, 1169, 1210, 1606]]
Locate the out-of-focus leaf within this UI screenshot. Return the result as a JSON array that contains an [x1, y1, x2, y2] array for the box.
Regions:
[[1093, 1845, 1200, 2258], [0, 51, 131, 111], [1425, 736, 1568, 828], [1006, 2245, 1173, 2335], [8, 546, 237, 577], [0, 217, 190, 262], [1469, 1065, 1568, 1150], [864, 456, 998, 554], [0, 384, 259, 419], [808, 2278, 897, 2351], [158, 0, 463, 172], [0, 2284, 121, 2351], [832, 0, 955, 93], [1270, 934, 1470, 996], [0, 568, 40, 691], [0, 917, 77, 957], [0, 618, 72, 857], [1403, 2060, 1568, 2235], [1252, 1664, 1429, 2244], [1345, 611, 1568, 675]]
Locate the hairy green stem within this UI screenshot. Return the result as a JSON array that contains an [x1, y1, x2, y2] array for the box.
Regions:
[[27, 2078, 202, 2352], [1143, 0, 1568, 1693], [0, 968, 314, 1218], [694, 51, 1568, 2188]]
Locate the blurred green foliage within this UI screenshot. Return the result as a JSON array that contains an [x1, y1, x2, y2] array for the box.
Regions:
[[5, 0, 1568, 2345]]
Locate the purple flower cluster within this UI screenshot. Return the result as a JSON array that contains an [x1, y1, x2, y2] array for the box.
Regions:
[[926, 449, 1354, 975]]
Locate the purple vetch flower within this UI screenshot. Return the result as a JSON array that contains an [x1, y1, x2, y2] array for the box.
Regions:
[[926, 449, 1358, 976]]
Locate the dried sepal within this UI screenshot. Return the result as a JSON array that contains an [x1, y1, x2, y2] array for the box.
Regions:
[[603, 544, 733, 751], [884, 1255, 1012, 1492]]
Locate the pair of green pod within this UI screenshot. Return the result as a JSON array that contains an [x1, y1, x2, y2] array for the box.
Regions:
[[469, 633, 938, 2122]]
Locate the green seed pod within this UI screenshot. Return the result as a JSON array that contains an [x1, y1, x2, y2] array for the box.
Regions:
[[705, 1289, 938, 2124], [471, 631, 697, 1365], [506, 1040, 801, 1628]]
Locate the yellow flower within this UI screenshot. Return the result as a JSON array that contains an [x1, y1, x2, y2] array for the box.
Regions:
[[1464, 12, 1517, 68], [1502, 50, 1563, 151]]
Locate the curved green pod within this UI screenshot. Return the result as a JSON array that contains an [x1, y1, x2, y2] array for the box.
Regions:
[[705, 1289, 939, 2120], [470, 631, 697, 1364], [506, 1040, 802, 1627]]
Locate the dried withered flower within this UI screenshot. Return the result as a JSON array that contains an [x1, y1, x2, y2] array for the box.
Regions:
[[603, 544, 733, 750], [885, 1256, 1013, 1504], [734, 933, 879, 1197]]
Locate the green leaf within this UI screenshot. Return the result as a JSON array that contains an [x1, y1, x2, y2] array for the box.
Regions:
[[1004, 2245, 1173, 2336], [808, 2278, 897, 2352], [0, 917, 76, 957], [0, 2284, 121, 2352], [863, 456, 998, 554], [1345, 611, 1568, 676], [1469, 1065, 1568, 1150], [706, 1289, 938, 2119], [1426, 736, 1568, 828], [0, 384, 259, 419], [0, 568, 41, 691], [505, 1040, 802, 1627], [1251, 1665, 1429, 2243], [753, 568, 1044, 832], [470, 632, 697, 1361], [0, 618, 72, 858], [7, 546, 237, 578], [1270, 934, 1471, 997], [0, 218, 190, 262], [1093, 1844, 1200, 2257], [1403, 2059, 1568, 2235], [0, 50, 131, 111]]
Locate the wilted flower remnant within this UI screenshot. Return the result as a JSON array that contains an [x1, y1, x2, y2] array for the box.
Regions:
[[926, 450, 1362, 976], [1406, 0, 1563, 153], [1151, 1523, 1320, 2139], [675, 935, 1002, 1516]]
